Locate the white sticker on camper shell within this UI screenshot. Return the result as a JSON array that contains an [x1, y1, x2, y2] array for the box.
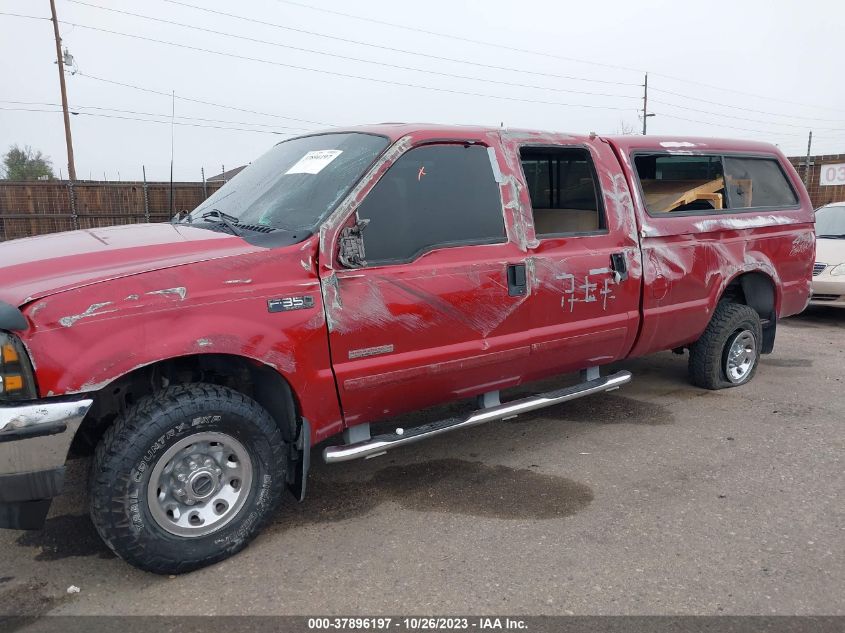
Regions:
[[285, 150, 342, 175], [659, 141, 699, 148]]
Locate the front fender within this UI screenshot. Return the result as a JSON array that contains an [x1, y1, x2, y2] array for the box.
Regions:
[[15, 252, 343, 441]]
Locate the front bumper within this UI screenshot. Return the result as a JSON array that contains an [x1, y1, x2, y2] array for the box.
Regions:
[[0, 398, 92, 529], [810, 276, 845, 308]]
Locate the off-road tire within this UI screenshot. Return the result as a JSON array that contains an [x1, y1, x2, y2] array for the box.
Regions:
[[90, 383, 286, 574], [688, 302, 762, 390]]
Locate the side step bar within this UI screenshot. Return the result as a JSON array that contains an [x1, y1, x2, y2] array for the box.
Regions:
[[323, 370, 632, 464]]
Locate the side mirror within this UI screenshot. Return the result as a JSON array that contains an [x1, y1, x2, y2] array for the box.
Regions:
[[338, 218, 370, 268]]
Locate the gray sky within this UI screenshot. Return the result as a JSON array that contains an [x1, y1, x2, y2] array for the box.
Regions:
[[2, 0, 844, 182]]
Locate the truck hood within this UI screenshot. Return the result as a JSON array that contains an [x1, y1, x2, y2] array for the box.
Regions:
[[0, 223, 261, 307]]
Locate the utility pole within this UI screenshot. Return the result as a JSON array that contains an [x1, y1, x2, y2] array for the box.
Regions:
[[169, 90, 175, 216], [49, 0, 76, 181], [803, 130, 813, 188], [641, 72, 655, 135]]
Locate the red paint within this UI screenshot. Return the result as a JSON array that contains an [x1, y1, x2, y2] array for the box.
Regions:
[[0, 125, 815, 445]]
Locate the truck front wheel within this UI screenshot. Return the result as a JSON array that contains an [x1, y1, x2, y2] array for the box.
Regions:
[[688, 302, 762, 390], [89, 383, 287, 574]]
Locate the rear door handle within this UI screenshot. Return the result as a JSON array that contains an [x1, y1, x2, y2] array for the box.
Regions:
[[610, 252, 628, 282], [507, 263, 527, 296]]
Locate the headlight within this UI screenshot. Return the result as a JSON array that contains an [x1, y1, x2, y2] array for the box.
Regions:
[[0, 332, 37, 401], [830, 264, 845, 276]]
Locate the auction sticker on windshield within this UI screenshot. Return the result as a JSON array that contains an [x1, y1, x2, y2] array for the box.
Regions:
[[286, 150, 343, 175]]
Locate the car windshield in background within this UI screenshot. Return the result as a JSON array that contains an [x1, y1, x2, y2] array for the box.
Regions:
[[815, 205, 845, 238], [187, 132, 389, 232]]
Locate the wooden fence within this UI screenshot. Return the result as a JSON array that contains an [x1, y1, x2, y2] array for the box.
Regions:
[[0, 180, 224, 241]]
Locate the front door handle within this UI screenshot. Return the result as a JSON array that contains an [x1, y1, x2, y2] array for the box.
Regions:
[[610, 252, 628, 282], [507, 263, 527, 296]]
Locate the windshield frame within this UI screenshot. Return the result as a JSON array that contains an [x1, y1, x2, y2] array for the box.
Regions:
[[186, 131, 392, 235]]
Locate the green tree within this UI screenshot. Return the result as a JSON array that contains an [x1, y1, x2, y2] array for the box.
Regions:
[[1, 145, 55, 180]]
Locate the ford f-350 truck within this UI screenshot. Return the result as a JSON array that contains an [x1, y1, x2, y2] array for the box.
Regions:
[[0, 125, 814, 573]]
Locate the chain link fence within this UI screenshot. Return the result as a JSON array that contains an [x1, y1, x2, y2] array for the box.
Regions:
[[0, 180, 224, 241]]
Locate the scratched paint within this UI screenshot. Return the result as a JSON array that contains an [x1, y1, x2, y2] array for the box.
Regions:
[[693, 215, 794, 233], [28, 301, 48, 317], [321, 273, 343, 333], [58, 302, 115, 328], [265, 349, 297, 374], [557, 270, 618, 312], [604, 171, 638, 241], [497, 141, 538, 252], [328, 276, 426, 335], [146, 287, 187, 301], [790, 232, 815, 256]]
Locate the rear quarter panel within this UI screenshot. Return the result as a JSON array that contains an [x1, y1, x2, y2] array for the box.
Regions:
[[606, 137, 814, 357]]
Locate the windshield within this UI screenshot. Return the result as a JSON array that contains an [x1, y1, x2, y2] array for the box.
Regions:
[[815, 205, 845, 237], [187, 132, 389, 231]]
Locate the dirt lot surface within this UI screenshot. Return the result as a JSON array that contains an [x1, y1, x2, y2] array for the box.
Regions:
[[1, 307, 843, 616]]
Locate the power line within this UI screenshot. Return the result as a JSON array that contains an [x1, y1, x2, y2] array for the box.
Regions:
[[8, 9, 839, 144], [122, 0, 845, 128], [0, 11, 49, 20], [66, 1, 640, 102], [649, 72, 845, 116], [274, 0, 644, 75], [650, 87, 845, 123], [274, 0, 845, 116], [76, 72, 333, 127], [161, 0, 641, 88], [653, 112, 807, 138], [42, 17, 639, 113], [9, 7, 845, 120], [0, 105, 300, 134], [0, 100, 315, 131], [651, 98, 845, 133]]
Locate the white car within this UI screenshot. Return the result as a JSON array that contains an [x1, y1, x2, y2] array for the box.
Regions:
[[812, 202, 845, 307]]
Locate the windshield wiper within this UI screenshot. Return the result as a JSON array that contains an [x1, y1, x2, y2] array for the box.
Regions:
[[199, 209, 243, 237]]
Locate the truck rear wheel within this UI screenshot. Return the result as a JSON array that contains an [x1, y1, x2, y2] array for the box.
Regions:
[[688, 302, 762, 390], [89, 383, 286, 574]]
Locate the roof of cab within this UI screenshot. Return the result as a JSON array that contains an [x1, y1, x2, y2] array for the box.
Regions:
[[307, 124, 782, 155]]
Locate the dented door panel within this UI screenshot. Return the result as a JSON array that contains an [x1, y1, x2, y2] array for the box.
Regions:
[[325, 248, 535, 425], [320, 129, 536, 426], [497, 133, 644, 380]]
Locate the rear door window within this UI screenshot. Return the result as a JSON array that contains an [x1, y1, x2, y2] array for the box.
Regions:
[[634, 154, 797, 215], [519, 147, 606, 236]]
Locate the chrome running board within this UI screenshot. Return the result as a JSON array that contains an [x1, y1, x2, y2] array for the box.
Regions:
[[323, 370, 632, 464]]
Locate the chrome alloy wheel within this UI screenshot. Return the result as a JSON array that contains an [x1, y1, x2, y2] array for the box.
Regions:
[[725, 329, 757, 384], [147, 432, 253, 537]]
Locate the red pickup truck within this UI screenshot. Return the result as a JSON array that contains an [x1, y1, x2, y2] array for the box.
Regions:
[[0, 125, 814, 573]]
